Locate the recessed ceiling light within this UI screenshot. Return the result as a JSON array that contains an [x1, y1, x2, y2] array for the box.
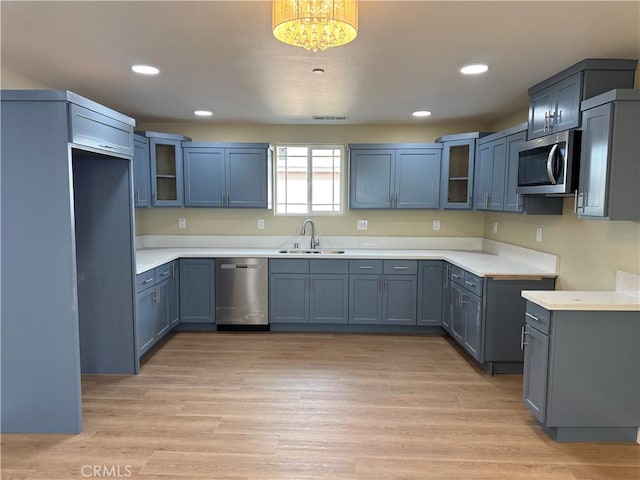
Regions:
[[194, 110, 213, 117], [460, 64, 489, 75], [131, 64, 159, 75], [412, 110, 432, 118], [312, 68, 325, 74]]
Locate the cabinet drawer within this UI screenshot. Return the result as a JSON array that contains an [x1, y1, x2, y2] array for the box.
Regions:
[[450, 265, 465, 285], [525, 301, 551, 334], [383, 260, 417, 275], [270, 259, 309, 274], [69, 104, 133, 156], [135, 270, 156, 293], [310, 259, 349, 274], [349, 260, 383, 274], [462, 271, 483, 296], [154, 262, 175, 283]]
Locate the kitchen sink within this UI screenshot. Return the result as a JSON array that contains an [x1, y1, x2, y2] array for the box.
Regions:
[[278, 249, 345, 254]]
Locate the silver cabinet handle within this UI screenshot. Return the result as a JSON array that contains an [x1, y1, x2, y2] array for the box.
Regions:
[[359, 265, 373, 269], [464, 280, 475, 287], [525, 312, 539, 322], [451, 273, 460, 279], [143, 278, 153, 284], [520, 326, 527, 350], [160, 270, 170, 276], [544, 111, 549, 133], [392, 266, 408, 270]]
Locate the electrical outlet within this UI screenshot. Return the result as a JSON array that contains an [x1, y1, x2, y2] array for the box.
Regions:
[[357, 219, 368, 230], [432, 219, 440, 231], [536, 227, 543, 242], [178, 218, 186, 229], [492, 222, 498, 234], [257, 219, 265, 230]]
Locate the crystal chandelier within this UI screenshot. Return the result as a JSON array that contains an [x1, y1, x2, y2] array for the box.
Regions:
[[272, 0, 358, 52]]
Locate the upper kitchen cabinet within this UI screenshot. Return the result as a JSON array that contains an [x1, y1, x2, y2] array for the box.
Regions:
[[182, 143, 272, 208], [349, 143, 442, 209], [527, 58, 637, 139], [578, 89, 640, 220], [474, 137, 506, 211], [133, 134, 150, 207], [437, 132, 491, 210], [137, 131, 192, 207]]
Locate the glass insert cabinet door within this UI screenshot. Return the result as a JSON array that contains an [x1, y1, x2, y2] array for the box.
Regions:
[[150, 138, 184, 206], [441, 139, 475, 209]]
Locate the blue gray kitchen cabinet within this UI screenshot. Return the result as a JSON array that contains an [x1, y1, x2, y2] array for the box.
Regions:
[[349, 144, 442, 209], [446, 263, 555, 374], [417, 261, 443, 327], [2, 90, 137, 433], [474, 137, 506, 211], [527, 58, 637, 139], [578, 90, 640, 220], [133, 134, 151, 207], [522, 300, 639, 442], [437, 132, 492, 210], [135, 282, 156, 356], [270, 259, 349, 324], [182, 143, 272, 208], [179, 259, 215, 323], [441, 264, 453, 333], [503, 128, 528, 212], [137, 131, 191, 207], [349, 260, 417, 325]]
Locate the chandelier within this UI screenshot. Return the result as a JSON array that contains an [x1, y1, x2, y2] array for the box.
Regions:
[[272, 0, 358, 52]]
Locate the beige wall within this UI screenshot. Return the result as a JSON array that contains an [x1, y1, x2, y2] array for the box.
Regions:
[[1, 68, 51, 89]]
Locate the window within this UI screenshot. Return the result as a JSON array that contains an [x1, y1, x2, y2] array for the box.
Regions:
[[275, 145, 343, 215]]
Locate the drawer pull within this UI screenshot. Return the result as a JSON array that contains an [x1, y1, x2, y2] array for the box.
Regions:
[[392, 266, 409, 270], [358, 266, 373, 269], [99, 144, 116, 149], [525, 312, 540, 322], [142, 278, 153, 284], [464, 280, 475, 287], [451, 274, 460, 279], [160, 270, 170, 276]]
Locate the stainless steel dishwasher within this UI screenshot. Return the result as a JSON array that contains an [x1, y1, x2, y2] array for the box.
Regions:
[[215, 258, 269, 330]]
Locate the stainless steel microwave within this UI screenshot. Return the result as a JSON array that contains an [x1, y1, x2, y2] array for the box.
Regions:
[[516, 130, 581, 195]]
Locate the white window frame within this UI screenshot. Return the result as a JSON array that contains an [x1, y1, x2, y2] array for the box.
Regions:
[[273, 144, 345, 216]]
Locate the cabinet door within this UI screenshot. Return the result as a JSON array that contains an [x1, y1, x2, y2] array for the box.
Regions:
[[395, 149, 441, 209], [463, 292, 482, 361], [150, 138, 184, 206], [183, 147, 225, 207], [349, 149, 394, 209], [155, 281, 171, 339], [441, 139, 474, 209], [169, 262, 179, 327], [553, 73, 582, 133], [270, 274, 308, 323], [226, 148, 268, 208], [522, 324, 549, 423], [179, 259, 215, 323], [349, 275, 383, 324], [133, 136, 150, 207], [450, 283, 465, 342], [475, 139, 506, 211], [383, 275, 417, 325], [528, 87, 555, 139], [503, 131, 527, 212], [136, 287, 156, 355], [309, 275, 348, 324], [417, 261, 443, 326], [579, 103, 612, 218], [441, 264, 452, 332]]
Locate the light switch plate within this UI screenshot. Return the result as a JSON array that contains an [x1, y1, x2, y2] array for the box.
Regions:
[[536, 227, 543, 242], [492, 222, 498, 234], [257, 219, 265, 230], [357, 219, 368, 230], [178, 218, 186, 229], [432, 219, 440, 231]]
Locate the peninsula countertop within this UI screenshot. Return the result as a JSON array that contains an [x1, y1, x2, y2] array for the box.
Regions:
[[522, 290, 640, 311], [135, 247, 558, 279]]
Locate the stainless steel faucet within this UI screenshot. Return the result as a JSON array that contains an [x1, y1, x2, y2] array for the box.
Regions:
[[301, 219, 319, 249]]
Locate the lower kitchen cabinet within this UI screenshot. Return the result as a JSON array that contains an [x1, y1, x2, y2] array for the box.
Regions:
[[522, 300, 639, 442], [270, 259, 349, 324], [179, 259, 215, 323], [441, 263, 453, 333], [135, 261, 178, 356], [417, 261, 443, 326], [445, 263, 555, 373], [349, 260, 417, 325]]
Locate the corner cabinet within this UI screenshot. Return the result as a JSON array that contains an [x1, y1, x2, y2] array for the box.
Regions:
[[348, 144, 442, 209], [522, 300, 639, 442], [577, 89, 640, 220], [182, 142, 272, 208], [417, 261, 443, 326], [437, 132, 492, 209], [136, 131, 192, 207], [527, 58, 637, 139]]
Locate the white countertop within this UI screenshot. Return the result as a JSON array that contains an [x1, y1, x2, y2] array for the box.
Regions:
[[135, 247, 557, 278], [522, 290, 640, 311]]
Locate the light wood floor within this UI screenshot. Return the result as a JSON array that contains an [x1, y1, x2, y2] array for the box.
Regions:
[[2, 332, 639, 479]]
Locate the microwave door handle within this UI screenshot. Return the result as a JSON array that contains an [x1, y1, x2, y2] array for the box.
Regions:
[[546, 144, 559, 185]]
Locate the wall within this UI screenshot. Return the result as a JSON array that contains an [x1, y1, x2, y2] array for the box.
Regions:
[[1, 68, 51, 89]]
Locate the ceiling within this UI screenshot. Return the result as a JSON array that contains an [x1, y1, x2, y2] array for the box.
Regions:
[[2, 1, 639, 125]]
